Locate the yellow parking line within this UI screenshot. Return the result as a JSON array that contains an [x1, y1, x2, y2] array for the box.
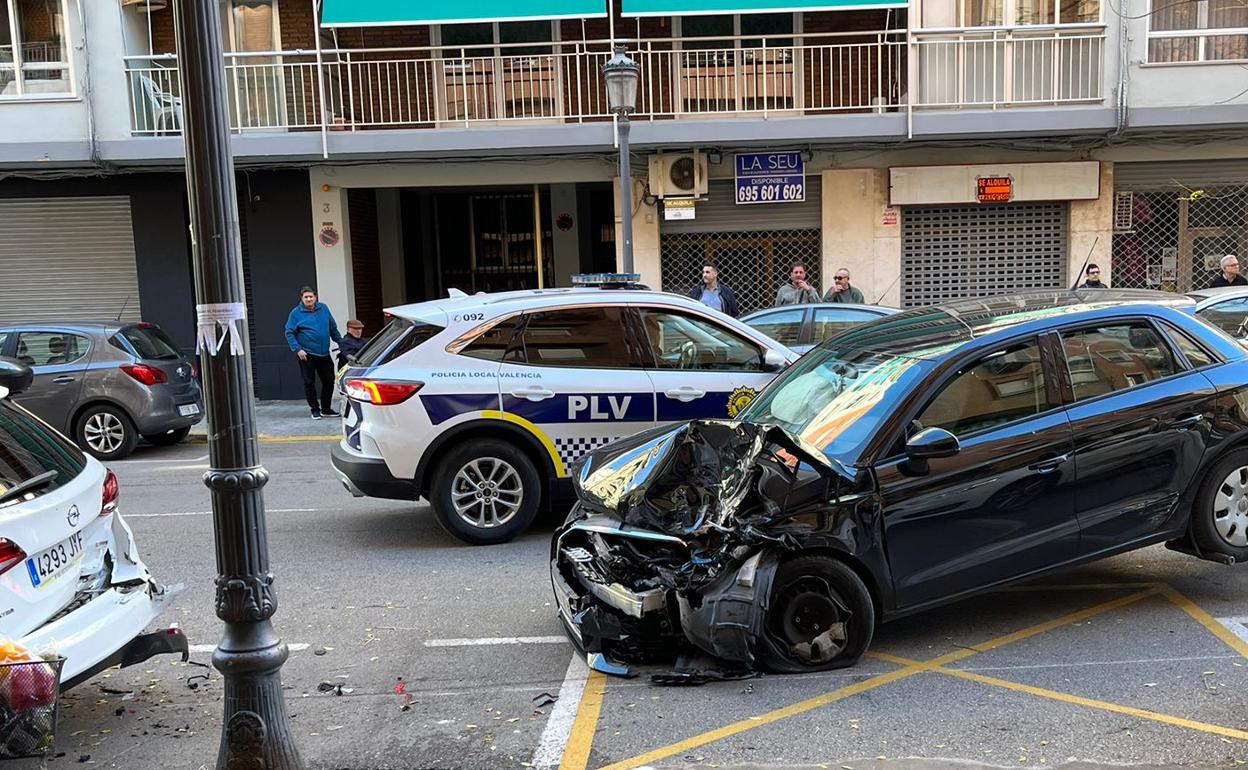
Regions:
[[877, 651, 1248, 742], [591, 587, 1158, 770], [1158, 583, 1248, 660], [560, 670, 607, 770], [593, 662, 926, 770]]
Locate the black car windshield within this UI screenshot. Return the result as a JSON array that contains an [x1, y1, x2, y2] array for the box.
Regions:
[[740, 341, 944, 465], [0, 399, 86, 508]]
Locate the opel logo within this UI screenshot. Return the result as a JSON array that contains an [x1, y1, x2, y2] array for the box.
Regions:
[[67, 505, 80, 527]]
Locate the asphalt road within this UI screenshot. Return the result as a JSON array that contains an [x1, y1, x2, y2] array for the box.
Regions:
[[13, 438, 1248, 770]]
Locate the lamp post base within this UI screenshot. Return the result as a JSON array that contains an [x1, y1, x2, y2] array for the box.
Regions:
[[213, 619, 303, 770]]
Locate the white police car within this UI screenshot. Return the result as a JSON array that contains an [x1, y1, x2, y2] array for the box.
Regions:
[[330, 279, 797, 545]]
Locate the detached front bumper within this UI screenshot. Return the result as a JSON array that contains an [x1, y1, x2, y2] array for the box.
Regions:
[[552, 514, 781, 674]]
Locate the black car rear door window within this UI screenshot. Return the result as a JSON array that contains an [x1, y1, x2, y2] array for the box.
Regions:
[[917, 339, 1048, 438], [1059, 323, 1180, 402]]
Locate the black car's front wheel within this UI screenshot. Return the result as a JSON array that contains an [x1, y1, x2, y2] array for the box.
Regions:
[[755, 554, 875, 674], [1192, 448, 1248, 562], [75, 405, 138, 461]]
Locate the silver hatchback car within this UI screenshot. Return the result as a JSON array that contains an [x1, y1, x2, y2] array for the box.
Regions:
[[0, 322, 203, 460]]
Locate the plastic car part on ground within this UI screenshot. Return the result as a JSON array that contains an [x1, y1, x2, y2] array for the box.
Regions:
[[554, 419, 875, 679]]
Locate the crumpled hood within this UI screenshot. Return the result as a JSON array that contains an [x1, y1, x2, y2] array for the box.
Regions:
[[572, 420, 851, 539]]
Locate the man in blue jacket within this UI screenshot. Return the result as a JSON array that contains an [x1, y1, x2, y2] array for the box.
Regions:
[[285, 286, 342, 420]]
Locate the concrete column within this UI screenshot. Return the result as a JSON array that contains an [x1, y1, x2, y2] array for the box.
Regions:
[[376, 188, 406, 307], [615, 177, 661, 288], [822, 169, 901, 307], [1069, 162, 1114, 288], [308, 174, 356, 324], [549, 184, 580, 287]]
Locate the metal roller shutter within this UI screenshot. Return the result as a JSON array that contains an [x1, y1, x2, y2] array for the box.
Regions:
[[659, 179, 823, 315], [1113, 160, 1248, 191], [901, 202, 1068, 308], [0, 197, 142, 323]]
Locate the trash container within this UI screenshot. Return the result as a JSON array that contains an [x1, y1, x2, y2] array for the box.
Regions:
[[0, 657, 63, 759]]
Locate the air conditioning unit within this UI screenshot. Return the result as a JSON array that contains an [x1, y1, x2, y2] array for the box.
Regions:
[[648, 153, 708, 199]]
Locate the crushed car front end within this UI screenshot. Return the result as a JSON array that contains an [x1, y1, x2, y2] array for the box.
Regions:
[[551, 419, 879, 677]]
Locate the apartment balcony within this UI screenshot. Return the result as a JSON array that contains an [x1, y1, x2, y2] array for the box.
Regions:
[[120, 26, 1106, 147]]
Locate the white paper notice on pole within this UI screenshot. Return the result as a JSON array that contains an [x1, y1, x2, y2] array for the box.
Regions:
[[664, 199, 696, 220], [196, 302, 247, 357]]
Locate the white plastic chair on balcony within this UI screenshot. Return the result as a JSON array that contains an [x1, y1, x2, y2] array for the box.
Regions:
[[137, 73, 183, 134]]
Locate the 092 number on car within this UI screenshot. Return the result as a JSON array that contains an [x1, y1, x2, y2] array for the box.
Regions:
[[25, 532, 84, 589]]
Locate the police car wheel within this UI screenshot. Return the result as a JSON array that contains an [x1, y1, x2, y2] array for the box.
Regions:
[[431, 440, 541, 545]]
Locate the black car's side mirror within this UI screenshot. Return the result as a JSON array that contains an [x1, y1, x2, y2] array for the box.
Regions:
[[0, 358, 33, 396], [904, 427, 960, 474]]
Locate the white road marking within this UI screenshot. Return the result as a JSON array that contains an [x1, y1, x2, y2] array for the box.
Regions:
[[126, 508, 322, 518], [155, 464, 211, 471], [423, 636, 568, 648], [189, 643, 310, 653], [114, 454, 209, 465], [1216, 616, 1248, 646], [531, 654, 589, 769]]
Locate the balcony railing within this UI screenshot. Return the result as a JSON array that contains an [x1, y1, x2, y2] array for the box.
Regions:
[[912, 25, 1105, 108], [122, 26, 1104, 137]]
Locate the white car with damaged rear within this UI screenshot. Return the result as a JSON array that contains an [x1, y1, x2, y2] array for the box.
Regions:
[[330, 283, 797, 545], [0, 358, 186, 689]]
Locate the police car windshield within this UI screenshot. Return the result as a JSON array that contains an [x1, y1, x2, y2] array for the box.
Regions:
[[740, 342, 936, 465]]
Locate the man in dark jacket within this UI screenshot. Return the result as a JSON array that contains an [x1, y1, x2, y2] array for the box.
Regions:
[[284, 286, 342, 420], [1077, 263, 1108, 289], [688, 264, 740, 317], [337, 319, 369, 369], [1211, 255, 1248, 287]]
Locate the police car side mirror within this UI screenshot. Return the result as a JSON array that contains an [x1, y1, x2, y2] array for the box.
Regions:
[[0, 358, 33, 396], [761, 349, 788, 373]]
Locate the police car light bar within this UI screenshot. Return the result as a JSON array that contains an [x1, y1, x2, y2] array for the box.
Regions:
[[571, 273, 642, 288]]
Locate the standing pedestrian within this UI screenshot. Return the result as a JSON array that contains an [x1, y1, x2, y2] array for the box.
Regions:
[[774, 263, 821, 306], [687, 264, 740, 317], [284, 286, 342, 420], [337, 319, 369, 369], [1077, 264, 1108, 289], [823, 268, 865, 303], [1211, 255, 1248, 288]]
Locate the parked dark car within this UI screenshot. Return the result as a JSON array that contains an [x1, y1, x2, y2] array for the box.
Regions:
[[742, 303, 898, 353], [0, 323, 203, 460], [552, 289, 1248, 677]]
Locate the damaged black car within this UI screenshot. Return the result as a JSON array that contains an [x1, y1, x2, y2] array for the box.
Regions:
[[552, 290, 1248, 677]]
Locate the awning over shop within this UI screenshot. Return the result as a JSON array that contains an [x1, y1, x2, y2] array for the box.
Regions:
[[622, 0, 903, 16], [320, 0, 607, 26]]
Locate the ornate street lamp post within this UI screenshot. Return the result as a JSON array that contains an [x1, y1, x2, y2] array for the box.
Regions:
[[602, 45, 640, 274], [170, 1, 304, 767]]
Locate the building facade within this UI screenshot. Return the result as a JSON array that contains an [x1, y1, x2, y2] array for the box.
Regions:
[[1, 0, 1246, 397]]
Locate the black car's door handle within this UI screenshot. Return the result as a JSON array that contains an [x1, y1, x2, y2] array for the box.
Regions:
[[1167, 414, 1205, 431], [51, 376, 75, 385], [1028, 453, 1070, 473]]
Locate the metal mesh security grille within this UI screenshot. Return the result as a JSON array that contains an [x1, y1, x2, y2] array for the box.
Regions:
[[1110, 188, 1248, 293], [659, 229, 822, 315], [901, 203, 1069, 308]]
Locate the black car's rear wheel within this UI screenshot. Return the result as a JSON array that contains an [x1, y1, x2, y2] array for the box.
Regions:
[[144, 427, 191, 447], [1192, 448, 1248, 561], [75, 405, 138, 461], [755, 554, 875, 674]]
